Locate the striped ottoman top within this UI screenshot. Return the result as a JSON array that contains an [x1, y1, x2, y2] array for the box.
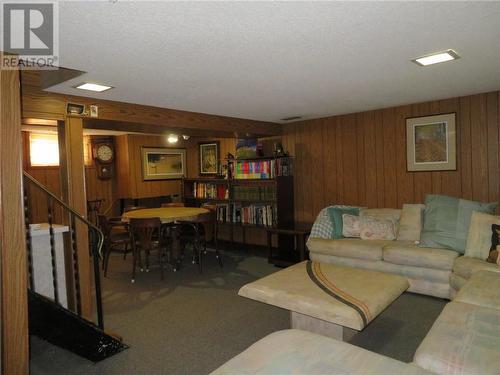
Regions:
[[239, 261, 409, 331]]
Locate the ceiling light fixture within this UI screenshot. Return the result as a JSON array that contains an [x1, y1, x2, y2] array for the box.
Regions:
[[74, 82, 113, 92], [182, 135, 190, 140], [412, 49, 460, 67], [167, 134, 179, 144]]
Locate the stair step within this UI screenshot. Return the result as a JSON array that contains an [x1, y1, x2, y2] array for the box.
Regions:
[[28, 290, 128, 362]]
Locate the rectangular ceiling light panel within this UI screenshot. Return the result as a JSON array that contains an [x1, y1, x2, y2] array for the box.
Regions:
[[75, 83, 113, 92], [412, 50, 460, 66]]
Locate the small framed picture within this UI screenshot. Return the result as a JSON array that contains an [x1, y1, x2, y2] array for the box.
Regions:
[[236, 138, 257, 159], [406, 113, 456, 172], [199, 141, 219, 175], [141, 147, 186, 180]]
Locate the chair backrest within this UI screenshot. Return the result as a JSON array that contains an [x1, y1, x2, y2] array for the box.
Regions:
[[161, 202, 185, 208], [124, 205, 147, 213], [129, 217, 162, 249], [97, 214, 111, 237]]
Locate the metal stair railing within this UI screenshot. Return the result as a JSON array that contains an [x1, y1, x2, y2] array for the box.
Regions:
[[23, 171, 105, 329]]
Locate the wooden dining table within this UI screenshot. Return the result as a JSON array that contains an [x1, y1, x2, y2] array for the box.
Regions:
[[122, 207, 209, 271]]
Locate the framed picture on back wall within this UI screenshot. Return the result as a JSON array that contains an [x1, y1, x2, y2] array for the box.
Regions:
[[406, 113, 456, 171], [141, 147, 186, 180], [199, 141, 219, 175]]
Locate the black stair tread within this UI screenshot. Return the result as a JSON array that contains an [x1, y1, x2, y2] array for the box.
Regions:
[[28, 290, 128, 362]]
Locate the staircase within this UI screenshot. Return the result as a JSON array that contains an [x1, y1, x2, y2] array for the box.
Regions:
[[23, 172, 127, 362]]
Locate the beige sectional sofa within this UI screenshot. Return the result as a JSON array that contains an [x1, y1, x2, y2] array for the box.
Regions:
[[307, 205, 499, 299], [211, 270, 500, 375], [414, 270, 500, 375]]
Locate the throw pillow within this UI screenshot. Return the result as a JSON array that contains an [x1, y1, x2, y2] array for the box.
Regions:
[[491, 224, 500, 250], [327, 205, 361, 239], [359, 208, 402, 223], [486, 224, 500, 264], [464, 212, 500, 260], [397, 204, 425, 242], [419, 194, 497, 253], [310, 207, 335, 239], [359, 216, 397, 240], [342, 214, 361, 238]]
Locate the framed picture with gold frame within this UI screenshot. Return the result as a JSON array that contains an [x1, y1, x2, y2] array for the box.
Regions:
[[141, 147, 186, 180], [199, 141, 219, 175], [406, 113, 456, 172]]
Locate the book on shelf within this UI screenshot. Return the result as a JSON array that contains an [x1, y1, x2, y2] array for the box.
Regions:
[[232, 203, 277, 227], [216, 203, 231, 223], [232, 185, 276, 201], [234, 157, 293, 179], [192, 182, 229, 200]]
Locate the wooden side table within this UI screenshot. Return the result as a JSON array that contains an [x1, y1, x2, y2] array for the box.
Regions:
[[266, 223, 311, 267]]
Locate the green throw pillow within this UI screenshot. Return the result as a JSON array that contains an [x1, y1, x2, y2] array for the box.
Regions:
[[327, 205, 361, 239], [419, 194, 497, 253]]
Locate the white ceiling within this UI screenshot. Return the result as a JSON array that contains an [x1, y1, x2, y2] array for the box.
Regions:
[[48, 1, 500, 123]]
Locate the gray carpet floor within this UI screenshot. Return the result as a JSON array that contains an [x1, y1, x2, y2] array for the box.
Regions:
[[30, 247, 446, 374]]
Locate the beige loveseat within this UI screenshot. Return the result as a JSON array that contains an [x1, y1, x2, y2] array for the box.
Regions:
[[307, 205, 499, 299]]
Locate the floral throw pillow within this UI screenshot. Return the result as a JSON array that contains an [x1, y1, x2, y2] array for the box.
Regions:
[[342, 214, 361, 238], [360, 216, 397, 241]]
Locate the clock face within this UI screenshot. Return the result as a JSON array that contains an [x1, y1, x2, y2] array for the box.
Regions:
[[96, 144, 113, 162]]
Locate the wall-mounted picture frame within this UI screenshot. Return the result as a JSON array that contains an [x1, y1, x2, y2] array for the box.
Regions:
[[236, 138, 257, 159], [406, 113, 456, 172], [141, 147, 186, 180], [199, 141, 219, 175]]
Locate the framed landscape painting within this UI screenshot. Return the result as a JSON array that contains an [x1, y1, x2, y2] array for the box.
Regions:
[[199, 141, 219, 175], [141, 147, 186, 180], [406, 113, 456, 171]]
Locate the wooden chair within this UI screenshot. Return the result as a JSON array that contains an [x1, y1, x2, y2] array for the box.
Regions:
[[129, 217, 166, 282], [97, 215, 131, 277], [179, 205, 222, 273], [87, 198, 105, 226], [161, 202, 185, 208]]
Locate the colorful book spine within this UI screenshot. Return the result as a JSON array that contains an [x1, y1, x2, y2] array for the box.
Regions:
[[233, 158, 293, 179]]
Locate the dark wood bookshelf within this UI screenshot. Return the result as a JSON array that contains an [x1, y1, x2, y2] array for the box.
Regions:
[[182, 156, 294, 263], [182, 175, 293, 227]]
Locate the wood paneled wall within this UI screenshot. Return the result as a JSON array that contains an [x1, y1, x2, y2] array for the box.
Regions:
[[116, 134, 191, 199], [23, 133, 118, 222], [282, 91, 500, 224]]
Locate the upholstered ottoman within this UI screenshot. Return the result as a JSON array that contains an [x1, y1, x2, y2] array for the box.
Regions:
[[238, 261, 409, 341]]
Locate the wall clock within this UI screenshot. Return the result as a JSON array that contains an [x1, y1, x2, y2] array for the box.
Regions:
[[92, 141, 115, 180]]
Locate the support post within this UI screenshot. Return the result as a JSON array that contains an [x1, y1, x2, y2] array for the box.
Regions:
[[58, 117, 94, 320], [0, 58, 29, 373]]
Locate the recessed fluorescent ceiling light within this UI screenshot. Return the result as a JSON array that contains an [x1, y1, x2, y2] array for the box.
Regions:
[[412, 50, 460, 66], [281, 116, 302, 121], [75, 83, 113, 92]]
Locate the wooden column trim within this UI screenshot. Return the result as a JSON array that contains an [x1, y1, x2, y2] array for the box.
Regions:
[[57, 117, 94, 320], [0, 59, 29, 373]]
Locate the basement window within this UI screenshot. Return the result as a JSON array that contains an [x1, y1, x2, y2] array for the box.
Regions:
[[29, 133, 59, 167]]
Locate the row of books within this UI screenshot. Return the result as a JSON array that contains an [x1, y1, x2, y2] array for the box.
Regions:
[[214, 203, 277, 226], [216, 204, 231, 223], [234, 158, 293, 179], [232, 186, 276, 201], [233, 203, 277, 226], [191, 182, 229, 200]]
